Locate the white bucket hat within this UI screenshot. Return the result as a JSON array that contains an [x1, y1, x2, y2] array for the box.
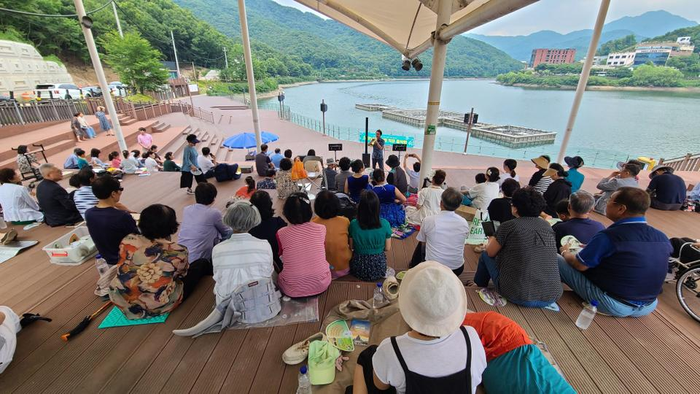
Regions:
[[398, 261, 468, 337]]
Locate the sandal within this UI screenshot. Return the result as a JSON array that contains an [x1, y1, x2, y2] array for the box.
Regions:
[[282, 332, 326, 365]]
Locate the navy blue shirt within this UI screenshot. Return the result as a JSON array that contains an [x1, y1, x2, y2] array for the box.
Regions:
[[85, 207, 139, 264], [647, 173, 686, 204], [576, 217, 671, 303], [553, 218, 605, 247]]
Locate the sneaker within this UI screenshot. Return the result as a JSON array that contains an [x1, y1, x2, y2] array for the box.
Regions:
[[282, 332, 326, 365], [186, 189, 195, 195]]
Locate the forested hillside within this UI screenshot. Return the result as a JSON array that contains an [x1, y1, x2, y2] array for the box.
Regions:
[[172, 0, 524, 78]]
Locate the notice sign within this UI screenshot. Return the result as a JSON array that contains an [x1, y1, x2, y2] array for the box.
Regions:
[[358, 132, 415, 148], [426, 125, 436, 135]]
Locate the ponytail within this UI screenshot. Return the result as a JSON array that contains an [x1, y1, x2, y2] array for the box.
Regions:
[[245, 176, 255, 193], [504, 159, 517, 178]]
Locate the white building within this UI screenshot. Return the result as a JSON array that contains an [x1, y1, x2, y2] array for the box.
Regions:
[[677, 37, 691, 45], [606, 52, 636, 67]]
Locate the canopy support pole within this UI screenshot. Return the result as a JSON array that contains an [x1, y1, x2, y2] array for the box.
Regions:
[[418, 0, 451, 183], [238, 0, 262, 151], [73, 0, 127, 152], [557, 0, 610, 163]]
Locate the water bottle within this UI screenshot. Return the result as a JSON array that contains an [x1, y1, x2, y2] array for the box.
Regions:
[[373, 282, 386, 309], [95, 254, 109, 277], [296, 366, 311, 394], [576, 300, 598, 330]]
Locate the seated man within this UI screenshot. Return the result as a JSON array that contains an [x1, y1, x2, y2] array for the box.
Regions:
[[178, 182, 232, 264], [593, 163, 640, 214], [35, 164, 83, 227], [559, 187, 672, 317], [255, 144, 275, 177], [553, 199, 571, 222], [647, 165, 686, 211], [325, 159, 338, 191], [197, 147, 217, 179], [410, 187, 470, 276], [85, 176, 139, 266], [270, 148, 284, 169], [552, 190, 605, 247], [63, 148, 81, 170], [0, 168, 43, 224], [464, 311, 575, 394]]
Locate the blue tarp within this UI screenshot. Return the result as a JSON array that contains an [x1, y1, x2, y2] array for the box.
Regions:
[[222, 132, 279, 149]]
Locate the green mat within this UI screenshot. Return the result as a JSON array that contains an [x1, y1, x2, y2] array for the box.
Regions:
[[98, 307, 169, 329]]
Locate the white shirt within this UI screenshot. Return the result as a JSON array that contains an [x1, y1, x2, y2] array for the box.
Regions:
[[197, 155, 215, 173], [144, 157, 159, 173], [497, 173, 520, 186], [468, 182, 499, 210], [407, 186, 444, 225], [406, 169, 420, 190], [122, 158, 139, 174], [0, 306, 20, 374], [211, 233, 275, 305], [0, 183, 43, 222], [373, 327, 486, 394], [417, 211, 470, 270]]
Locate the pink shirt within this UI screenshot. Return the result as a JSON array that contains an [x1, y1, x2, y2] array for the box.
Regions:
[[137, 133, 153, 149], [276, 222, 331, 298]]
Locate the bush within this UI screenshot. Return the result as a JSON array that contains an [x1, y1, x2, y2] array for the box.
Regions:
[[124, 94, 156, 103]]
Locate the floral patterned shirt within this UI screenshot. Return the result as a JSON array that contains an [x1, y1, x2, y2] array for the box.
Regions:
[[16, 154, 38, 175], [109, 234, 189, 319], [276, 170, 297, 200]]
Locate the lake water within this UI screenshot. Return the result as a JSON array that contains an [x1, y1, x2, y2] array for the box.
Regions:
[[259, 80, 700, 168]]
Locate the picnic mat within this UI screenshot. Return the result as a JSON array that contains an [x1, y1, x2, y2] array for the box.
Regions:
[[98, 307, 169, 329]]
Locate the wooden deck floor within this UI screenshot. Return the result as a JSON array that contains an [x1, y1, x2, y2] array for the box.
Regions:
[[1, 96, 700, 393]]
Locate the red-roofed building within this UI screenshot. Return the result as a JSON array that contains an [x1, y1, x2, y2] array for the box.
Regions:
[[529, 48, 577, 68]]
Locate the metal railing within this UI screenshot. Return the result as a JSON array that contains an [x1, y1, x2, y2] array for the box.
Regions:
[[259, 101, 632, 169]]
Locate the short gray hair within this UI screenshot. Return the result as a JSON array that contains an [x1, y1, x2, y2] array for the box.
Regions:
[[569, 190, 595, 214], [223, 200, 261, 233], [39, 163, 56, 177]]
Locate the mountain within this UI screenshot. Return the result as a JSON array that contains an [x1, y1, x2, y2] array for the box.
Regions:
[[468, 10, 698, 61], [172, 0, 524, 78]]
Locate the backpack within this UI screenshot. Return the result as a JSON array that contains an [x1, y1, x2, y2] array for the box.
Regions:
[[335, 192, 357, 221], [214, 163, 240, 182]]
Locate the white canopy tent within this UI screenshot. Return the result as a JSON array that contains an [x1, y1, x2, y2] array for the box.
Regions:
[[293, 0, 539, 180]]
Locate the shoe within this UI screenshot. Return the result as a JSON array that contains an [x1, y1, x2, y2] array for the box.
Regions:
[[186, 189, 195, 195], [383, 276, 399, 301], [282, 332, 325, 365], [0, 228, 18, 245]]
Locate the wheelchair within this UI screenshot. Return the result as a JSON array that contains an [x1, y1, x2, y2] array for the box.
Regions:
[[670, 242, 700, 322]]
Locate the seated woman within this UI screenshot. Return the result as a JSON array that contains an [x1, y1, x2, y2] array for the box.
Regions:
[[487, 178, 520, 224], [312, 191, 352, 279], [249, 190, 287, 271], [345, 159, 370, 203], [542, 163, 572, 217], [349, 190, 392, 282], [463, 167, 500, 210], [108, 151, 121, 169], [90, 148, 109, 169], [498, 158, 520, 186], [464, 311, 575, 394], [211, 201, 274, 305], [163, 152, 181, 172], [0, 168, 43, 224], [121, 150, 139, 174], [291, 156, 308, 181], [235, 176, 257, 199], [277, 193, 331, 297], [109, 204, 209, 319], [474, 187, 562, 308], [351, 261, 487, 394], [406, 169, 446, 225], [370, 169, 406, 227], [276, 158, 297, 200], [16, 145, 41, 180]]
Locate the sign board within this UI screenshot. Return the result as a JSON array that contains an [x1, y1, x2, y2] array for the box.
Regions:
[[328, 143, 343, 151], [392, 144, 407, 152], [278, 93, 285, 102], [426, 124, 436, 135], [358, 132, 414, 148], [464, 113, 479, 124], [188, 84, 199, 93], [320, 103, 328, 112]]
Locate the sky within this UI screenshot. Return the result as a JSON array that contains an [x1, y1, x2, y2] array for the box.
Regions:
[[271, 0, 700, 36]]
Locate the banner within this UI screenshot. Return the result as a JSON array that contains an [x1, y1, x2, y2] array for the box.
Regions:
[[465, 209, 489, 245], [358, 132, 415, 148]]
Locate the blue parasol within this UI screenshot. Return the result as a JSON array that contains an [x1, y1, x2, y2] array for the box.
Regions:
[[222, 131, 279, 149]]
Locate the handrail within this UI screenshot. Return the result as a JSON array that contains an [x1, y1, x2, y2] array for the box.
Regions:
[[659, 153, 700, 172]]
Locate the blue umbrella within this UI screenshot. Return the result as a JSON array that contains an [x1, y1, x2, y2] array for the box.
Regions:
[[223, 132, 279, 149]]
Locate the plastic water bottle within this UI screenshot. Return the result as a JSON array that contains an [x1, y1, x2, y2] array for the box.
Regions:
[[95, 254, 109, 277], [373, 282, 386, 309], [576, 300, 598, 330], [296, 366, 311, 394]]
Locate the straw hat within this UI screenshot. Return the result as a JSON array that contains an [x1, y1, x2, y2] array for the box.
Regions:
[[649, 164, 674, 179], [398, 261, 468, 337], [531, 155, 550, 169]]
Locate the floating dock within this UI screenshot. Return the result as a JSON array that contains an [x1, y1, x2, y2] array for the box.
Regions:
[[357, 104, 556, 148]]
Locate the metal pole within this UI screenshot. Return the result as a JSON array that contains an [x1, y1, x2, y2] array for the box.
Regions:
[[418, 0, 451, 182], [223, 47, 229, 69], [238, 0, 262, 151], [191, 61, 197, 81], [73, 0, 127, 151], [557, 0, 610, 163], [463, 107, 474, 154], [322, 99, 326, 136], [171, 30, 181, 78], [112, 1, 123, 38]]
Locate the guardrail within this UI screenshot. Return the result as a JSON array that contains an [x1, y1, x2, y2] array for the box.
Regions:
[[659, 153, 700, 172]]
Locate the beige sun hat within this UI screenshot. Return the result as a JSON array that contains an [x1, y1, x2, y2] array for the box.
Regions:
[[398, 261, 468, 337]]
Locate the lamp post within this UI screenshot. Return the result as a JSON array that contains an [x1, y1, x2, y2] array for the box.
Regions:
[[320, 99, 328, 136]]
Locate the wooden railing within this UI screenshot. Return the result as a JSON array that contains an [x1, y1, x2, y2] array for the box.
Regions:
[[659, 153, 700, 172]]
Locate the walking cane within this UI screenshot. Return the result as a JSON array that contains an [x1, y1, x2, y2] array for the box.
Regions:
[[61, 301, 112, 342]]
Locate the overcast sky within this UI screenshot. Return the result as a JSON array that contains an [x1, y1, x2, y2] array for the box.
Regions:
[[272, 0, 699, 36]]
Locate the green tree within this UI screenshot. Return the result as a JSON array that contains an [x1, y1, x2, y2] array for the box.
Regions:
[[596, 34, 637, 56], [667, 54, 700, 77], [100, 32, 169, 93], [628, 64, 684, 87]]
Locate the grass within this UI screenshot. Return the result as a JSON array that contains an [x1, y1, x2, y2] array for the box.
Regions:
[[124, 93, 157, 103], [43, 54, 63, 66]]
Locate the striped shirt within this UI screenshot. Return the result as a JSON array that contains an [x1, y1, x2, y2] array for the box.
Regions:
[[276, 222, 331, 298], [73, 186, 99, 218], [494, 217, 562, 303]]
